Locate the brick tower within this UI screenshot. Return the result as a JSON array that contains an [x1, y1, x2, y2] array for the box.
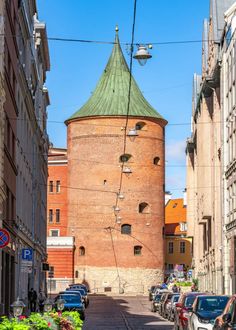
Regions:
[[65, 28, 167, 294]]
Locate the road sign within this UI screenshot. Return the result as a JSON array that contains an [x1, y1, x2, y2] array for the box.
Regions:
[[21, 264, 32, 273], [22, 248, 33, 261], [0, 228, 10, 248]]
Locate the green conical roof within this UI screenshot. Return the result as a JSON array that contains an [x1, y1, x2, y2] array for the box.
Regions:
[[67, 28, 164, 121]]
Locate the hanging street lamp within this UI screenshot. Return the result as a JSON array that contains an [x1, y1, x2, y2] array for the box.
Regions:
[[133, 45, 152, 66]]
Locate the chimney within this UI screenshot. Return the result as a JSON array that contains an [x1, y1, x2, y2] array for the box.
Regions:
[[183, 188, 187, 207], [165, 191, 172, 205]]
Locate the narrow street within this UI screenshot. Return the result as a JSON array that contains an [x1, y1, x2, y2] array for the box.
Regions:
[[82, 295, 174, 330]]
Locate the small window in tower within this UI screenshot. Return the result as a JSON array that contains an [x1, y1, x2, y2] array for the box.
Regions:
[[119, 154, 131, 163], [135, 122, 146, 130], [138, 202, 150, 214], [79, 246, 85, 256], [121, 224, 131, 235], [56, 209, 60, 223], [56, 180, 61, 193], [49, 181, 53, 193], [153, 157, 160, 165], [48, 209, 53, 223], [50, 229, 59, 237], [75, 270, 79, 278], [134, 245, 142, 256]]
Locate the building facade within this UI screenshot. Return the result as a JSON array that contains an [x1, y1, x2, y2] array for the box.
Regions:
[[221, 2, 236, 295], [0, 0, 50, 314], [186, 0, 235, 295], [165, 197, 192, 279], [65, 28, 167, 294], [47, 148, 75, 293]]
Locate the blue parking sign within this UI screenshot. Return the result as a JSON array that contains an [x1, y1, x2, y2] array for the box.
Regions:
[[21, 248, 33, 261]]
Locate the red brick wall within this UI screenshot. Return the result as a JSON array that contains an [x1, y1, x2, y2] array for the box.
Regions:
[[66, 117, 165, 270], [47, 248, 74, 278], [47, 164, 68, 236]]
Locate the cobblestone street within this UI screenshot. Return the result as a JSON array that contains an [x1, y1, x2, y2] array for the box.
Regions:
[[82, 295, 174, 330]]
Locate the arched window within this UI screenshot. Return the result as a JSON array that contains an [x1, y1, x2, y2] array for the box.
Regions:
[[135, 122, 146, 130], [79, 246, 85, 256], [153, 157, 160, 165], [119, 154, 131, 163], [121, 224, 131, 235], [139, 202, 150, 214], [134, 246, 142, 256]]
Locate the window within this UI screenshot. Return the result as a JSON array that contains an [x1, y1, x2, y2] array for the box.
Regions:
[[168, 242, 174, 254], [135, 122, 146, 130], [56, 209, 60, 223], [49, 209, 53, 223], [153, 157, 160, 165], [120, 154, 131, 163], [180, 241, 186, 254], [75, 270, 79, 278], [49, 181, 53, 193], [180, 222, 188, 232], [168, 264, 174, 271], [134, 246, 142, 256], [121, 224, 131, 235], [139, 202, 150, 214], [56, 180, 61, 193], [50, 229, 59, 237], [79, 246, 85, 256]]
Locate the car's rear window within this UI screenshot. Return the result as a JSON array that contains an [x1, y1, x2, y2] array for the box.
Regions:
[[58, 295, 82, 303], [184, 295, 197, 307]]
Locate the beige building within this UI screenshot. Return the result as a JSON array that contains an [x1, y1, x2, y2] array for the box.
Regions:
[[221, 2, 236, 294], [186, 0, 235, 294]]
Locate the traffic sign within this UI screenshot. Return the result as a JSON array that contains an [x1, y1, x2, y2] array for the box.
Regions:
[[22, 248, 33, 261], [0, 228, 10, 248]]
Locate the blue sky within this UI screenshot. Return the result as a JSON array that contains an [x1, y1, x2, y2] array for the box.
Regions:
[[37, 0, 209, 197]]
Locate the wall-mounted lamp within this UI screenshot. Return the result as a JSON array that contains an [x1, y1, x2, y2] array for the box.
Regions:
[[127, 128, 138, 141]]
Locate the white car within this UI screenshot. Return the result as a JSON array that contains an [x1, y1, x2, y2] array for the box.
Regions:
[[188, 295, 229, 330]]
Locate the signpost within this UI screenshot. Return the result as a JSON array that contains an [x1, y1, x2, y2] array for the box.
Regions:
[[48, 266, 54, 298], [0, 228, 10, 248], [21, 248, 33, 273]]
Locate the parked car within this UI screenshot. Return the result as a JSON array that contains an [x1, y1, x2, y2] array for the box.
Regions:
[[213, 295, 236, 329], [148, 285, 161, 301], [159, 292, 171, 317], [161, 292, 176, 318], [151, 293, 162, 312], [59, 290, 86, 307], [66, 286, 89, 307], [69, 283, 89, 292], [54, 293, 85, 320], [188, 295, 229, 330], [166, 293, 180, 321], [174, 292, 206, 330]]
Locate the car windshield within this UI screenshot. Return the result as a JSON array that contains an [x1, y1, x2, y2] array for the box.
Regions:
[[184, 295, 198, 308], [154, 295, 162, 301], [58, 295, 82, 303], [196, 296, 229, 314], [173, 295, 180, 302]]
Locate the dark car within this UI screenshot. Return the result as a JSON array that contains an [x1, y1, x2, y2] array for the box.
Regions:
[[69, 283, 89, 292], [167, 294, 180, 321], [188, 295, 229, 330], [149, 285, 161, 301], [174, 292, 206, 330], [54, 293, 85, 320], [67, 286, 89, 307], [213, 295, 236, 329], [151, 293, 162, 312]]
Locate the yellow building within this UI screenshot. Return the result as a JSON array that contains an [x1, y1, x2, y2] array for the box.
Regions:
[[165, 198, 192, 279]]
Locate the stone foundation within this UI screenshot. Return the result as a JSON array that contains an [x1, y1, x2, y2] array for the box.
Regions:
[[75, 266, 163, 294]]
